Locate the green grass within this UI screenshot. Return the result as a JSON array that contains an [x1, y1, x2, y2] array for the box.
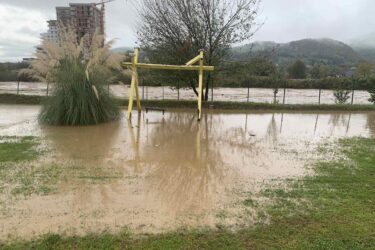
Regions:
[[1, 137, 374, 249], [0, 137, 59, 196], [7, 164, 63, 196], [0, 94, 45, 105], [1, 93, 375, 111], [0, 136, 38, 162]]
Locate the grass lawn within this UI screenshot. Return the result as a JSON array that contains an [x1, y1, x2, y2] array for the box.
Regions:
[[0, 136, 38, 162], [0, 137, 61, 196], [0, 137, 374, 249]]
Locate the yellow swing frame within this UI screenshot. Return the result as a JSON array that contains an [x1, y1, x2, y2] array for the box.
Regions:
[[122, 48, 214, 121]]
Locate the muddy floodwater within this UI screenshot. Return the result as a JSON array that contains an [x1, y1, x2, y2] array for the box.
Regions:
[[0, 105, 374, 240], [0, 81, 372, 104]]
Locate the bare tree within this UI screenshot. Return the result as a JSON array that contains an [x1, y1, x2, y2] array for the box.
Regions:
[[137, 0, 261, 100]]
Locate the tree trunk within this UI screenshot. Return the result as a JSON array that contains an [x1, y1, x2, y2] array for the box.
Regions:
[[204, 73, 212, 101], [190, 79, 199, 96]]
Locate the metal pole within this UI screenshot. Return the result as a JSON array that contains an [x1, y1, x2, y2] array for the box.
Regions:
[[283, 87, 286, 104], [17, 80, 20, 95], [247, 81, 250, 103], [318, 88, 322, 104], [47, 82, 50, 96], [211, 80, 214, 102], [177, 81, 180, 101], [162, 86, 165, 100], [197, 50, 204, 121], [127, 48, 141, 119], [142, 78, 145, 100], [351, 79, 355, 105]]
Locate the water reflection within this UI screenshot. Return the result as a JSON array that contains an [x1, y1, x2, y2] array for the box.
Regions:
[[140, 113, 230, 215], [314, 114, 320, 135], [28, 110, 375, 192], [41, 122, 124, 206], [128, 115, 142, 173], [42, 122, 121, 164], [266, 114, 279, 143], [329, 113, 351, 128]]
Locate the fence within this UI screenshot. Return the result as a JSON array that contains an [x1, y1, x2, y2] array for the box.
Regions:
[[0, 81, 372, 105], [131, 81, 372, 105]]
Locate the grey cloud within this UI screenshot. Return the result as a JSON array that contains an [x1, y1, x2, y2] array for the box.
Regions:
[[1, 0, 375, 61]]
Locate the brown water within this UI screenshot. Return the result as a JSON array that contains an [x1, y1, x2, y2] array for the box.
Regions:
[[0, 105, 374, 240], [0, 82, 372, 104]]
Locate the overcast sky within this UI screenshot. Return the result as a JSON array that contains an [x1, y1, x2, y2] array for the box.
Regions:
[[0, 0, 374, 62]]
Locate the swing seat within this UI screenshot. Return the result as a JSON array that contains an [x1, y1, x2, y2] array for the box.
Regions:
[[145, 107, 165, 115]]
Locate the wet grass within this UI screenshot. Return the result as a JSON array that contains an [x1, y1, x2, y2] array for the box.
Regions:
[[8, 164, 63, 196], [0, 94, 45, 105], [2, 93, 375, 111], [0, 137, 60, 196], [0, 138, 124, 197], [0, 136, 38, 162], [1, 137, 374, 249]]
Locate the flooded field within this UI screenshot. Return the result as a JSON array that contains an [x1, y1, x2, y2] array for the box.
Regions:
[[0, 104, 374, 240], [0, 81, 372, 104]]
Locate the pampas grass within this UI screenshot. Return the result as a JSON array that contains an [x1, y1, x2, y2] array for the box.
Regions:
[[21, 25, 123, 126]]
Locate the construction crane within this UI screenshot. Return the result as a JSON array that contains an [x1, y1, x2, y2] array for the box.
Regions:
[[93, 0, 116, 7], [93, 0, 116, 16], [92, 0, 116, 35]]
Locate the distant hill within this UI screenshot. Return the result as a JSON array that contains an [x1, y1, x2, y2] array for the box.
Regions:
[[352, 47, 375, 63], [230, 38, 362, 66], [349, 34, 375, 63], [349, 33, 375, 49], [112, 47, 133, 53], [113, 38, 374, 66]]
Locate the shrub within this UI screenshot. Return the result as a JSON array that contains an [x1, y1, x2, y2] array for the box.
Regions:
[[333, 89, 351, 104], [367, 78, 375, 104], [21, 26, 123, 125]]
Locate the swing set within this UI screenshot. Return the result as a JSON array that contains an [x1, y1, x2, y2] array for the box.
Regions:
[[122, 48, 214, 121]]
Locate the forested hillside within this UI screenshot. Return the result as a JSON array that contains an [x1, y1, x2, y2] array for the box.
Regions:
[[230, 38, 362, 66]]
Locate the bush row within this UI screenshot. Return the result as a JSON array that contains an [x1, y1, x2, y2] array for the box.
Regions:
[[2, 71, 374, 91]]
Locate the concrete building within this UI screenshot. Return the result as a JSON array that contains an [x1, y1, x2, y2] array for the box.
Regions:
[[40, 20, 59, 43], [57, 3, 105, 40], [41, 3, 105, 45]]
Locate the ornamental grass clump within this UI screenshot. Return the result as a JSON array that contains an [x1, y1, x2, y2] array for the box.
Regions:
[[22, 26, 123, 126]]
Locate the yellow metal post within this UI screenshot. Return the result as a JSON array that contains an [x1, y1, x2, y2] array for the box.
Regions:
[[127, 48, 140, 118], [198, 50, 204, 121], [135, 72, 141, 112], [186, 54, 202, 66], [122, 48, 214, 122], [122, 62, 214, 71]]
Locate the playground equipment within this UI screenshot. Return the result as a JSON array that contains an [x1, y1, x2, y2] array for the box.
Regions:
[[122, 48, 214, 121]]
